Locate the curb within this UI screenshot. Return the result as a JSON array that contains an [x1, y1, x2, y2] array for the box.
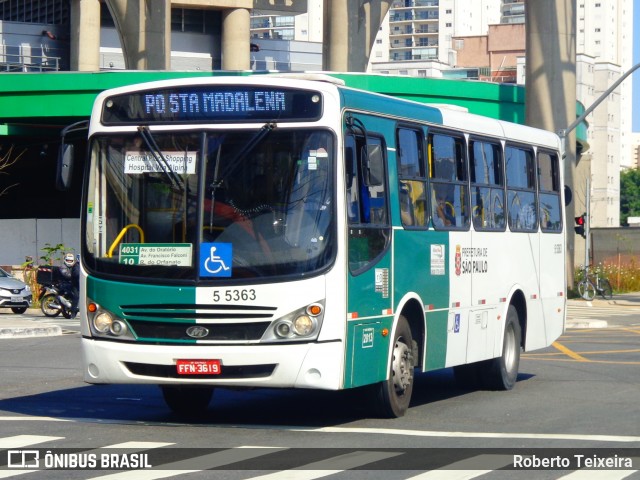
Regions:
[[0, 324, 62, 338], [565, 319, 608, 329], [0, 308, 64, 339]]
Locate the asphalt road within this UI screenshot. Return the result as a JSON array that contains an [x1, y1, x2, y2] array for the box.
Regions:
[[0, 296, 639, 478]]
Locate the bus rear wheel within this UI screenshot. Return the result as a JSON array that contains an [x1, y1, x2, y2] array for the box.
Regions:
[[480, 305, 521, 390], [373, 316, 415, 418], [160, 385, 214, 415]]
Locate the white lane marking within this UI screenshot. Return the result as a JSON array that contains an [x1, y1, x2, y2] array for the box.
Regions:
[[406, 454, 514, 479], [0, 416, 70, 422], [0, 435, 64, 478], [289, 426, 640, 443], [87, 446, 287, 480], [247, 450, 402, 480], [0, 434, 64, 448]]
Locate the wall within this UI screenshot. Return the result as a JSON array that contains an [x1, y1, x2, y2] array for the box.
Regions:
[[0, 21, 68, 71], [0, 219, 79, 267], [591, 227, 640, 266]]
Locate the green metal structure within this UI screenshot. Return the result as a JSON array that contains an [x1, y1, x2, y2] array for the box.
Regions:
[[0, 71, 586, 151]]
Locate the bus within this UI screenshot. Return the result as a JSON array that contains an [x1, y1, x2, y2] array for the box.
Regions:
[[59, 74, 566, 418]]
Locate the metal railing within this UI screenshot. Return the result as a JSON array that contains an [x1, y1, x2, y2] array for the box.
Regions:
[[0, 52, 61, 72]]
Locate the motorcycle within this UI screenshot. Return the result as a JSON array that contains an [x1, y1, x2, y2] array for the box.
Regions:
[[36, 266, 78, 319]]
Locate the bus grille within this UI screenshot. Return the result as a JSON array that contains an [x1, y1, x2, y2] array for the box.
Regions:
[[127, 320, 271, 341], [119, 303, 277, 342]]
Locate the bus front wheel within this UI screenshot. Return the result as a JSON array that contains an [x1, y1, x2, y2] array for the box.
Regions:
[[373, 315, 415, 418], [481, 305, 521, 390], [160, 385, 214, 415]]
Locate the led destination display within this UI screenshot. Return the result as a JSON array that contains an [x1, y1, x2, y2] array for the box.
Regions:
[[102, 85, 323, 124]]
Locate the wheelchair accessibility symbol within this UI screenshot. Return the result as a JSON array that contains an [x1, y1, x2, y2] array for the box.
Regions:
[[200, 243, 232, 277]]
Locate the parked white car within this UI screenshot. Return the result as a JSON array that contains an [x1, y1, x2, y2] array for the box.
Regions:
[[0, 267, 32, 314]]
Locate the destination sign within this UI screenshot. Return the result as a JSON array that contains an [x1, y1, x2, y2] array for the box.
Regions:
[[102, 85, 323, 124], [119, 243, 192, 266]]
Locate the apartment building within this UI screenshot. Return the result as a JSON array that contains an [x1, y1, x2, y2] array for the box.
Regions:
[[365, 0, 633, 228]]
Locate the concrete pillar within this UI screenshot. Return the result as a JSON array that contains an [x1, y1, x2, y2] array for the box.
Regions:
[[221, 8, 250, 71], [323, 0, 390, 72], [70, 0, 101, 71], [525, 0, 577, 285], [105, 0, 171, 70]]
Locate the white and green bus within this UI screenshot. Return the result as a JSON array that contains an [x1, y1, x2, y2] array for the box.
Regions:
[[61, 74, 566, 417]]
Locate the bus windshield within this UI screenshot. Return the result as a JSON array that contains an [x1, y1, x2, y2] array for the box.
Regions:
[[84, 128, 335, 281]]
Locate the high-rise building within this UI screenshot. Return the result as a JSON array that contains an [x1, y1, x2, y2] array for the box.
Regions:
[[366, 0, 633, 228], [576, 0, 634, 227], [368, 0, 501, 75]]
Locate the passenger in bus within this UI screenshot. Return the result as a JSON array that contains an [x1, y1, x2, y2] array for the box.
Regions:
[[433, 187, 455, 227]]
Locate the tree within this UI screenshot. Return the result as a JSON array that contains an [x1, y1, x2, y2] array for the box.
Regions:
[[0, 145, 25, 197], [620, 168, 640, 225]]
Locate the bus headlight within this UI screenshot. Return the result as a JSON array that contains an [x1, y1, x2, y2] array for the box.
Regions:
[[292, 315, 314, 336], [94, 312, 113, 333], [87, 298, 134, 340], [265, 301, 324, 342]]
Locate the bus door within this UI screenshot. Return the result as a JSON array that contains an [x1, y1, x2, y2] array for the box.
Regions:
[[344, 130, 393, 388], [506, 144, 544, 351], [468, 138, 506, 363], [537, 150, 565, 344], [428, 131, 472, 367]]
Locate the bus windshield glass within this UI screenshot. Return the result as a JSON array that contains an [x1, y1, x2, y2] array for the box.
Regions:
[[84, 128, 335, 281]]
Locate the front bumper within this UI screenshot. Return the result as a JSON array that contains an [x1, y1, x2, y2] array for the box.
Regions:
[[82, 337, 344, 390], [0, 293, 32, 309]]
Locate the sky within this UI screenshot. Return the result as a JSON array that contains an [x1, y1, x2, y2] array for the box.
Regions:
[[634, 0, 640, 132]]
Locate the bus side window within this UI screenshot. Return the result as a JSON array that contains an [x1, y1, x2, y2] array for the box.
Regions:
[[345, 139, 360, 223], [470, 139, 505, 231], [397, 126, 427, 227], [346, 133, 390, 274], [538, 150, 562, 232], [506, 145, 537, 232], [428, 132, 469, 230]]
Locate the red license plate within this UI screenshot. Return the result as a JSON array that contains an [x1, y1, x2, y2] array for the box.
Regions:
[[176, 359, 221, 375]]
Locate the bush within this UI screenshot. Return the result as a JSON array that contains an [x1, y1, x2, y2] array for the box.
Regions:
[[574, 259, 640, 294]]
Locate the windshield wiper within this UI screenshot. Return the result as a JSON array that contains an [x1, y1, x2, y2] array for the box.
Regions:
[[137, 126, 183, 191], [218, 122, 276, 180]]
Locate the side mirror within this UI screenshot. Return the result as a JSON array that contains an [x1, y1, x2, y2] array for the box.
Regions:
[[56, 143, 74, 191], [564, 185, 572, 207]]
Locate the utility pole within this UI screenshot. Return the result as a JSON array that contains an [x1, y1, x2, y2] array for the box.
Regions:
[[525, 0, 576, 286]]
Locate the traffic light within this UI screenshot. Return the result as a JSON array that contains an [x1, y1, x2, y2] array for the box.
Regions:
[[574, 214, 586, 238]]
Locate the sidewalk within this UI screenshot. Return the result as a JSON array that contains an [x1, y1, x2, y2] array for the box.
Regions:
[[0, 308, 62, 339], [567, 291, 640, 307], [566, 291, 640, 329]]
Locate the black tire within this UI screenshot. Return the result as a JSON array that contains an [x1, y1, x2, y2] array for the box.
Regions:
[[600, 279, 613, 300], [160, 385, 214, 415], [373, 316, 415, 418], [10, 307, 27, 314], [40, 294, 61, 317], [480, 305, 521, 391], [62, 308, 77, 319]]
